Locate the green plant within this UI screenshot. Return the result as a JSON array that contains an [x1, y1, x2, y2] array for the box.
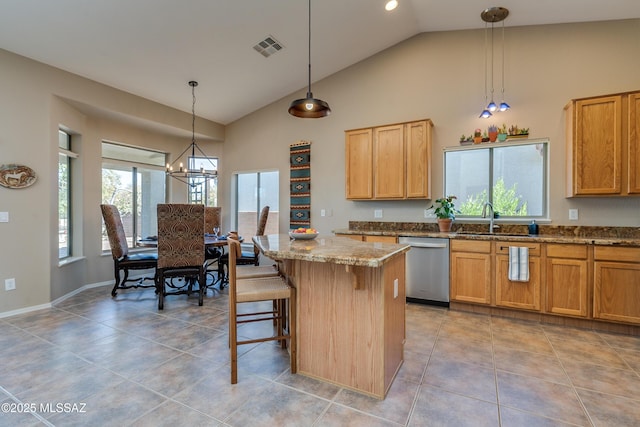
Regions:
[[458, 178, 528, 216], [430, 195, 460, 219]]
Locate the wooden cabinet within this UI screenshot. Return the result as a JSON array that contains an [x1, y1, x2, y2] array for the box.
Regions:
[[345, 119, 432, 200], [545, 244, 589, 317], [334, 234, 396, 243], [565, 90, 640, 196], [345, 129, 373, 199], [373, 124, 405, 199], [450, 240, 492, 305], [364, 235, 397, 243], [594, 246, 640, 324], [628, 92, 640, 194], [334, 233, 364, 241], [495, 242, 542, 311]]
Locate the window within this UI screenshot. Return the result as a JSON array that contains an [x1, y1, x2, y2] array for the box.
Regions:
[[187, 156, 218, 206], [233, 171, 279, 239], [58, 130, 77, 259], [101, 142, 166, 250], [444, 140, 548, 219]]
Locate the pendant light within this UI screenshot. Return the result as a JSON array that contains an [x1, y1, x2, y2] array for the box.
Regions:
[[288, 0, 331, 118], [166, 81, 218, 188], [479, 7, 509, 118], [479, 20, 492, 119], [498, 15, 511, 112]]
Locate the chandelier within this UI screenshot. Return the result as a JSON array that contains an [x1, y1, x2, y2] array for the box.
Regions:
[[166, 81, 218, 187]]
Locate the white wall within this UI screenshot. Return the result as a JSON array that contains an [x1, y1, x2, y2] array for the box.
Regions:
[[224, 19, 640, 234]]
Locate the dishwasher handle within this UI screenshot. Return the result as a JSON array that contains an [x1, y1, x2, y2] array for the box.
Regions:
[[405, 242, 448, 249]]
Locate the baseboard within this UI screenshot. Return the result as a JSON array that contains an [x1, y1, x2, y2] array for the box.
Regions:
[[0, 279, 113, 319]]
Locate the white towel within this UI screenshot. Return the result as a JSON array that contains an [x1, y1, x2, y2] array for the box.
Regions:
[[508, 246, 530, 282]]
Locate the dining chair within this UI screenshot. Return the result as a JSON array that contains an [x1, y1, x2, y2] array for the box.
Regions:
[[100, 204, 158, 297], [228, 236, 296, 384], [155, 203, 206, 310], [204, 206, 223, 286], [219, 205, 271, 286]]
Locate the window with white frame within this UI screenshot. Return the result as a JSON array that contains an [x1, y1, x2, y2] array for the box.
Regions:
[[233, 171, 279, 240], [58, 130, 77, 259], [187, 156, 218, 206], [101, 142, 166, 250], [444, 140, 548, 219]]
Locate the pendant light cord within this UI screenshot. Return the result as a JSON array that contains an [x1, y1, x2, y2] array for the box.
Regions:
[[307, 0, 312, 95], [501, 20, 505, 98]]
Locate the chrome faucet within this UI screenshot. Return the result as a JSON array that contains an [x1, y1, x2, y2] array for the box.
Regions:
[[481, 202, 497, 234]]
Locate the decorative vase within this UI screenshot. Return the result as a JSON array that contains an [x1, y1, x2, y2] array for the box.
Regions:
[[498, 133, 508, 142], [437, 218, 453, 232], [473, 137, 482, 144], [489, 131, 498, 142]]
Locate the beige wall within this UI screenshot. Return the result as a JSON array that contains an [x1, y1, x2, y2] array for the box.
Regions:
[[1, 19, 639, 315], [0, 48, 223, 314], [224, 19, 640, 234]]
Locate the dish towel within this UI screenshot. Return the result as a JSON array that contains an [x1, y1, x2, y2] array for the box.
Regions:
[[508, 246, 530, 282]]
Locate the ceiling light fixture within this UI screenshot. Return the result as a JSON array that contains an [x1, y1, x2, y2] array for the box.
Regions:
[[288, 0, 331, 118], [166, 81, 218, 188], [479, 6, 510, 119], [385, 0, 398, 11]]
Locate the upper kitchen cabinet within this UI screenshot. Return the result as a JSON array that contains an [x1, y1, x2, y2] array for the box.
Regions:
[[345, 119, 432, 200], [565, 90, 640, 197], [345, 128, 374, 199]]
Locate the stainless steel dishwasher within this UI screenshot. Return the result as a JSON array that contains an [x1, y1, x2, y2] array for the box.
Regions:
[[398, 237, 450, 307]]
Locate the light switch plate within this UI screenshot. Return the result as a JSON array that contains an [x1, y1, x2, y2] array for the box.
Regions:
[[0, 212, 8, 222], [393, 279, 399, 298], [569, 209, 578, 220], [374, 209, 383, 219]]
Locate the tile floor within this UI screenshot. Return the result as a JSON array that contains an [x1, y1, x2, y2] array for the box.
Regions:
[[1, 285, 640, 426]]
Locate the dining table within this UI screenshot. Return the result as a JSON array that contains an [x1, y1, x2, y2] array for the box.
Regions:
[[138, 234, 243, 288]]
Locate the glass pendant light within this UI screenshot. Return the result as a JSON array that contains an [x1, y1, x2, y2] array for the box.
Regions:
[[498, 16, 510, 111], [288, 0, 331, 118]]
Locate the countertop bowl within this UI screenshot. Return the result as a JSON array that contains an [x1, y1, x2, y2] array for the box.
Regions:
[[289, 231, 319, 240]]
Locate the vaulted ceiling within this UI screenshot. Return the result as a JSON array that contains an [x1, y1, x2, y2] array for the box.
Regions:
[[1, 0, 639, 124]]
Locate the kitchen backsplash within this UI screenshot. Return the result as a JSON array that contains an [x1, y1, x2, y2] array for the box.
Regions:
[[348, 221, 640, 239]]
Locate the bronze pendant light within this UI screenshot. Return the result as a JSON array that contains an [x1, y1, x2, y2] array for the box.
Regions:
[[288, 0, 331, 118]]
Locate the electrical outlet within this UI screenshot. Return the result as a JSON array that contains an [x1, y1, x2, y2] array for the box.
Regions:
[[569, 209, 579, 220], [0, 212, 8, 222], [374, 209, 383, 219], [321, 209, 326, 217], [5, 278, 16, 291], [393, 279, 399, 299]]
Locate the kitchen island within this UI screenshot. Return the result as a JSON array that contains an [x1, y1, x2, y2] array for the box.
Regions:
[[253, 234, 409, 399]]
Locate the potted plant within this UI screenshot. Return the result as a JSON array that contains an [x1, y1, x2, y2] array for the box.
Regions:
[[473, 128, 482, 144], [431, 195, 460, 232], [488, 124, 498, 142], [498, 124, 508, 142]]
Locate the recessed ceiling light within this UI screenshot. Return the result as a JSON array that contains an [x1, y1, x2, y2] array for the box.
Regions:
[[385, 0, 398, 12]]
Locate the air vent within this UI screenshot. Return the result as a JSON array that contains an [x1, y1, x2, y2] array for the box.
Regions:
[[253, 35, 284, 58]]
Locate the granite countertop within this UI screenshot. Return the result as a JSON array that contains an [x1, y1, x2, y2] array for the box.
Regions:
[[253, 234, 410, 268], [334, 222, 640, 247]]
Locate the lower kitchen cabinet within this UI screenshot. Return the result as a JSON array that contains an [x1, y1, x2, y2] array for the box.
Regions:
[[594, 246, 640, 324], [495, 242, 541, 311], [364, 235, 397, 243], [450, 240, 492, 305], [545, 244, 589, 317]]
